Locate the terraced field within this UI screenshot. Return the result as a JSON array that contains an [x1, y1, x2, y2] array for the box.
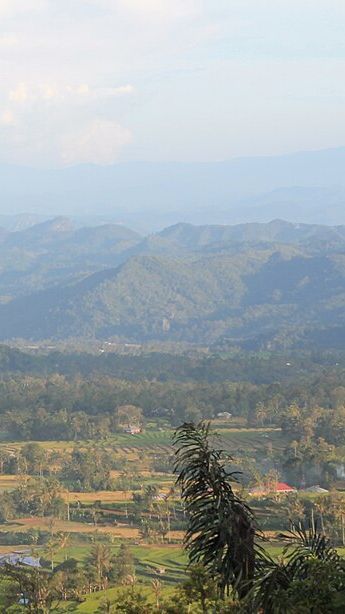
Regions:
[[54, 543, 187, 584], [0, 425, 285, 457], [113, 426, 286, 455], [220, 428, 285, 454], [111, 429, 172, 453]]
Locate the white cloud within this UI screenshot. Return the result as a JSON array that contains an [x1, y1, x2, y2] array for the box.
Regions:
[[0, 79, 135, 165], [0, 0, 344, 166], [91, 84, 135, 99], [9, 83, 29, 103], [117, 0, 198, 17], [0, 110, 15, 125], [88, 0, 199, 18], [59, 119, 132, 165], [0, 0, 46, 16], [0, 33, 19, 47], [7, 82, 135, 105], [0, 110, 132, 166]]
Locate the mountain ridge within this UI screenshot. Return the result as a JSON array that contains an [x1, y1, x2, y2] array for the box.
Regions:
[[0, 219, 344, 349], [1, 146, 345, 231]]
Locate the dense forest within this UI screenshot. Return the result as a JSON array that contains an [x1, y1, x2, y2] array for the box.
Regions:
[[0, 219, 345, 346], [0, 346, 344, 446]]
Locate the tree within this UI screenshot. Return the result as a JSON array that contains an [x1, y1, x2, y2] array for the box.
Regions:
[[286, 495, 305, 529], [87, 543, 113, 590], [0, 563, 55, 614], [250, 527, 345, 613], [96, 598, 116, 613], [114, 405, 143, 429], [179, 564, 219, 613], [62, 447, 112, 492], [112, 543, 135, 584], [173, 421, 255, 599], [44, 532, 69, 572], [11, 477, 64, 518], [0, 492, 15, 523], [314, 495, 328, 534], [20, 443, 47, 477], [151, 578, 162, 610], [110, 587, 152, 613]]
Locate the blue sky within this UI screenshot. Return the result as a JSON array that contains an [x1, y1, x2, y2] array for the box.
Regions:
[[0, 0, 344, 166]]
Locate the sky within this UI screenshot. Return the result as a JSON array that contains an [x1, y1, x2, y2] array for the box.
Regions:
[[0, 0, 345, 167]]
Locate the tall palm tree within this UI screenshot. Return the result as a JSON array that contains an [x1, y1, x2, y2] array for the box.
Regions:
[[173, 421, 255, 599], [88, 543, 112, 590]]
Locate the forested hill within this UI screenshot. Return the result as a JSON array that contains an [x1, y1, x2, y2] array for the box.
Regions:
[[0, 218, 345, 348]]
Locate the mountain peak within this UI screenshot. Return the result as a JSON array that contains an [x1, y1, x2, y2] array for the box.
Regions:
[[34, 216, 74, 233]]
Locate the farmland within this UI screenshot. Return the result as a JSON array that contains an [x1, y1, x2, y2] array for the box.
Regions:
[[0, 424, 284, 457], [0, 422, 290, 562], [0, 391, 343, 611]]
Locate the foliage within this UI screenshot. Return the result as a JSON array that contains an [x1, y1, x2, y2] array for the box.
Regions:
[[250, 527, 345, 613], [174, 421, 255, 598], [2, 225, 345, 348], [105, 587, 151, 613]]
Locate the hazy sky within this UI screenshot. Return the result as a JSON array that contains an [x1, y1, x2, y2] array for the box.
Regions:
[[0, 0, 345, 167]]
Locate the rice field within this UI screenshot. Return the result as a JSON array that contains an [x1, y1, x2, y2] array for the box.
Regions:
[[54, 543, 187, 584], [0, 516, 184, 542], [0, 426, 286, 458], [220, 428, 285, 454], [0, 474, 20, 492]]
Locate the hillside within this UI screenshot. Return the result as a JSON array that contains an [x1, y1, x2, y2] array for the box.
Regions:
[[156, 220, 345, 250], [3, 217, 345, 301], [0, 218, 141, 298], [0, 219, 345, 348]]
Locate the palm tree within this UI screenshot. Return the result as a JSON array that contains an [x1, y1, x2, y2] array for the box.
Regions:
[[151, 578, 162, 610], [314, 496, 328, 535], [173, 421, 255, 599], [88, 543, 112, 590], [286, 495, 305, 529], [251, 527, 345, 613], [45, 531, 69, 571]]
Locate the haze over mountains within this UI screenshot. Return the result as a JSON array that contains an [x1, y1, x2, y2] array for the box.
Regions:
[[0, 145, 345, 348], [1, 147, 345, 232], [0, 217, 345, 349]]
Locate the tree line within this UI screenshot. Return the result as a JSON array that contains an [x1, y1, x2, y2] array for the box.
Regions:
[[0, 368, 345, 440]]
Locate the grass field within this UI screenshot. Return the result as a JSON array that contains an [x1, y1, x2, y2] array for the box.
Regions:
[[0, 425, 285, 456], [54, 543, 187, 583], [59, 585, 176, 613], [0, 474, 20, 492], [0, 516, 184, 542], [220, 428, 286, 454]]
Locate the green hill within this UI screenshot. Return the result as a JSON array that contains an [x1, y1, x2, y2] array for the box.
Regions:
[[0, 237, 345, 348]]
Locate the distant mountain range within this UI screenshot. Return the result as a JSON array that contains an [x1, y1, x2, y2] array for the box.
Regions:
[[0, 218, 345, 349], [1, 147, 345, 231]]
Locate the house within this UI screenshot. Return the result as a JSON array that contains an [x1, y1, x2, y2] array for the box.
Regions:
[[249, 482, 296, 497], [275, 482, 296, 494], [305, 485, 329, 494], [123, 425, 142, 435], [0, 552, 40, 568], [217, 412, 232, 419]]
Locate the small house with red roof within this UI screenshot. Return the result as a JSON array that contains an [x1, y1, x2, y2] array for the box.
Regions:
[[275, 482, 296, 493], [249, 481, 296, 497]]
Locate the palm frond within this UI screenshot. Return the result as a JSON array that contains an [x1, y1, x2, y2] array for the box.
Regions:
[[173, 421, 255, 598]]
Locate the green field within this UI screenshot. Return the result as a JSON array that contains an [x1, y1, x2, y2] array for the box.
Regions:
[[62, 585, 176, 613], [54, 543, 186, 583], [220, 427, 285, 453], [0, 426, 285, 456]]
